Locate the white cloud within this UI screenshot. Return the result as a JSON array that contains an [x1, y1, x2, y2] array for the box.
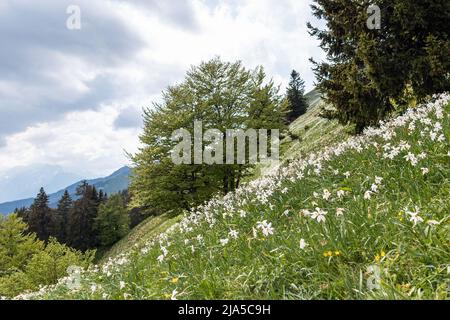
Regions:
[[0, 105, 141, 177], [0, 0, 325, 178]]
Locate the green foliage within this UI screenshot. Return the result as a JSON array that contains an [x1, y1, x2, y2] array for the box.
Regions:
[[95, 194, 130, 247], [25, 238, 94, 289], [0, 215, 93, 298], [286, 70, 308, 123], [308, 0, 450, 132], [130, 57, 287, 214], [0, 215, 43, 276]]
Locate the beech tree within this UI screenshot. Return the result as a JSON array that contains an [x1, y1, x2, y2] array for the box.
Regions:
[[130, 58, 287, 214]]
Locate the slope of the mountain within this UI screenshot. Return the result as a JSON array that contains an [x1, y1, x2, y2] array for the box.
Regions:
[[283, 88, 350, 158], [98, 213, 182, 264], [0, 166, 131, 215], [0, 164, 81, 203], [107, 90, 333, 260], [256, 89, 347, 178], [15, 93, 450, 300]]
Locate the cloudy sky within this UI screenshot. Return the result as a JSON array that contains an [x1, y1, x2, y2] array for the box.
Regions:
[[0, 0, 325, 178]]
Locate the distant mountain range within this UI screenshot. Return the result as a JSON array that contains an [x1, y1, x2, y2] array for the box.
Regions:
[[0, 166, 131, 215]]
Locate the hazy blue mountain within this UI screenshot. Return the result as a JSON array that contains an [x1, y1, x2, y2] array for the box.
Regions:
[[0, 164, 82, 203], [0, 166, 131, 215]]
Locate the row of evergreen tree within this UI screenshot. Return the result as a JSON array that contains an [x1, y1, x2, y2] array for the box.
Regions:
[[15, 182, 132, 251]]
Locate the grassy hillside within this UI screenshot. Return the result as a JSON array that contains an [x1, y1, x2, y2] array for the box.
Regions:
[[254, 89, 348, 179], [13, 93, 450, 300], [283, 89, 350, 158], [98, 214, 182, 264]]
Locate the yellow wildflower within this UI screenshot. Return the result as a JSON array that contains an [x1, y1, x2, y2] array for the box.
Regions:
[[324, 251, 333, 257]]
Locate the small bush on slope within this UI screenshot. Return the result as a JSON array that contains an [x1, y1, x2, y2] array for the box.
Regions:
[[13, 93, 450, 300]]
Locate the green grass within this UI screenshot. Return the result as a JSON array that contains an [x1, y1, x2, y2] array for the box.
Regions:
[[14, 94, 450, 300], [98, 214, 182, 264]]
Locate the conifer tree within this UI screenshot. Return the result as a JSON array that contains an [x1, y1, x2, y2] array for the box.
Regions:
[[308, 0, 449, 132], [27, 188, 52, 242], [285, 70, 308, 123], [53, 190, 73, 243], [66, 182, 100, 250]]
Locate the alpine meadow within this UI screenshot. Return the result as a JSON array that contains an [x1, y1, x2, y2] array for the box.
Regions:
[[0, 0, 449, 305]]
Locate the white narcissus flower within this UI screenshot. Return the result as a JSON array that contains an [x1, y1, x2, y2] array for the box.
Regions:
[[364, 191, 373, 200], [375, 176, 383, 184], [229, 229, 239, 239], [257, 220, 274, 237], [119, 281, 126, 290], [323, 189, 332, 201], [300, 209, 311, 217], [405, 152, 418, 166], [336, 190, 346, 199], [421, 167, 429, 175], [418, 152, 427, 160], [336, 208, 345, 217], [311, 207, 327, 223], [430, 131, 437, 141], [220, 238, 229, 246], [406, 206, 424, 226], [299, 239, 308, 250]]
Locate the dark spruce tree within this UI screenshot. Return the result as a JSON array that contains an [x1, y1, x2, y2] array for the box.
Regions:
[[307, 0, 450, 132], [52, 190, 73, 243], [27, 187, 52, 242], [66, 181, 100, 250], [286, 70, 308, 123], [98, 189, 107, 203]]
